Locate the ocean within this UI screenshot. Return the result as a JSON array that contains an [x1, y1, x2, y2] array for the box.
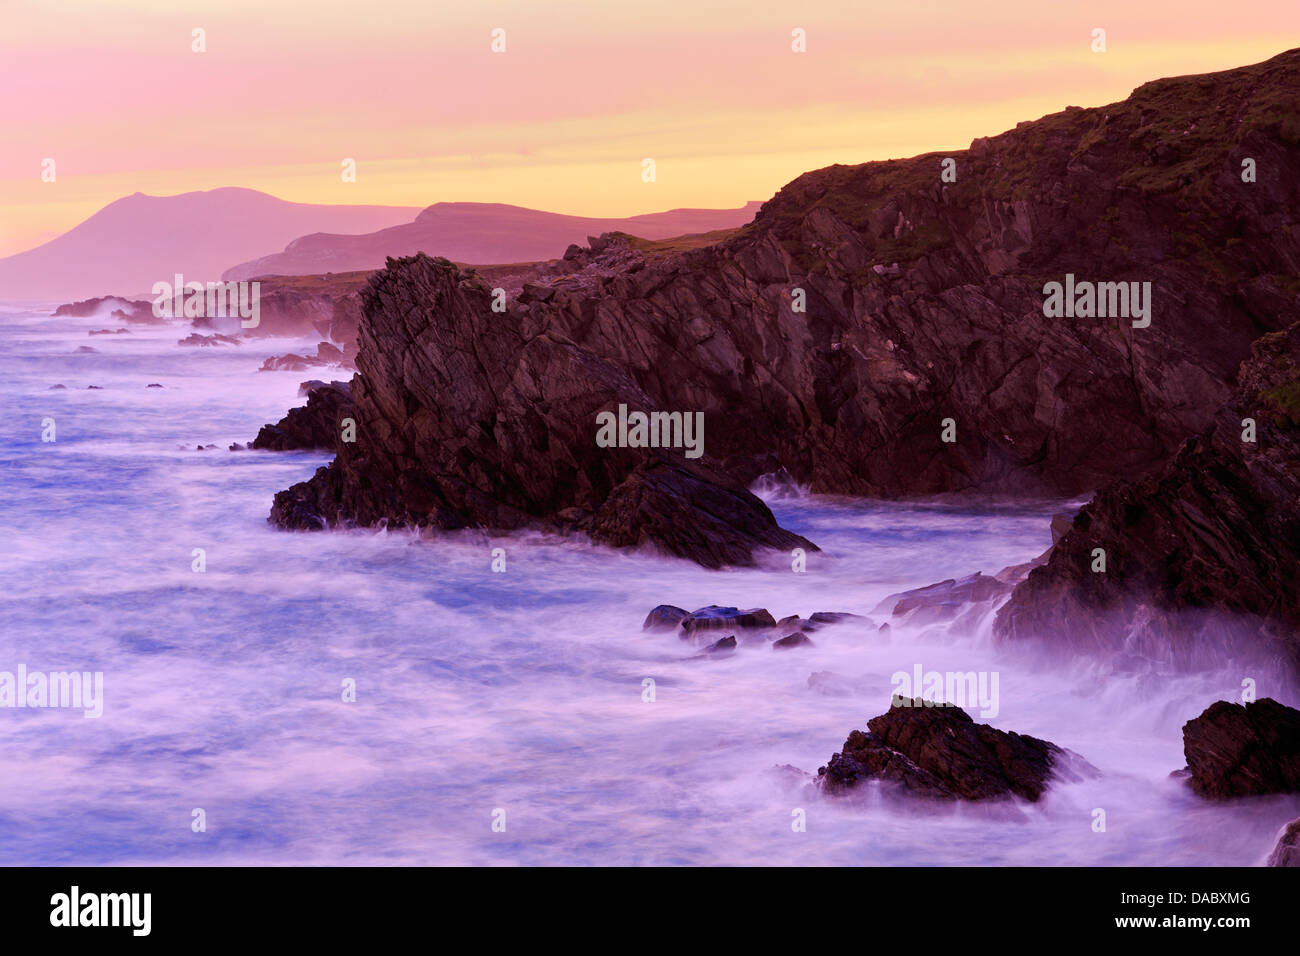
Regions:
[[1, 302, 1296, 865]]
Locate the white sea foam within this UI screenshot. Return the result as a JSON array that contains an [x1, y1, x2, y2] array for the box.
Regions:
[[0, 303, 1296, 865]]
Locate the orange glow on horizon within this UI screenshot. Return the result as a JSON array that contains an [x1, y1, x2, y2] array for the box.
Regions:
[[2, 0, 1297, 256]]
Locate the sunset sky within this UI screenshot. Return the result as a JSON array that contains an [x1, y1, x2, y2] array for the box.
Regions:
[[2, 0, 1297, 257]]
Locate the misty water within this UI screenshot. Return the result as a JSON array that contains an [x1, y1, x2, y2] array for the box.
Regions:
[[2, 302, 1297, 866]]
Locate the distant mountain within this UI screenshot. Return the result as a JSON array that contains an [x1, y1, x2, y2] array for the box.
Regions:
[[0, 188, 420, 301], [222, 201, 765, 280]]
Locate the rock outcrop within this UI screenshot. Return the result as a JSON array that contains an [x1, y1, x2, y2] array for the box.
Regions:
[[54, 296, 155, 321], [1178, 698, 1300, 799], [1267, 817, 1300, 866], [268, 253, 814, 567], [817, 697, 1095, 801], [269, 51, 1300, 567], [996, 322, 1300, 674], [251, 381, 354, 452]]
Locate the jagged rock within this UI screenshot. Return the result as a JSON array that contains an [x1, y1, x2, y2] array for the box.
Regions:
[[679, 606, 777, 634], [1179, 698, 1300, 799], [997, 323, 1300, 675], [251, 381, 353, 451], [705, 635, 736, 654], [1267, 817, 1300, 866], [54, 296, 154, 322], [178, 332, 240, 347], [266, 252, 814, 566], [642, 605, 688, 630], [260, 340, 348, 372], [818, 696, 1095, 801], [269, 52, 1300, 566], [873, 572, 1011, 622]]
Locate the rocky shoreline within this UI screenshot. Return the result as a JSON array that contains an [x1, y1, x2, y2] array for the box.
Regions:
[[261, 52, 1300, 579]]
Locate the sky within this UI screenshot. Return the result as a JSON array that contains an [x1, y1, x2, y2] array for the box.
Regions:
[[2, 0, 1298, 257]]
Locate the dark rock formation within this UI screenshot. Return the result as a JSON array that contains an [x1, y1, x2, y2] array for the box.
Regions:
[[704, 635, 736, 654], [270, 51, 1300, 566], [1267, 817, 1300, 866], [773, 632, 813, 650], [874, 572, 1012, 622], [260, 341, 347, 372], [54, 296, 155, 322], [1179, 698, 1300, 799], [268, 253, 813, 566], [178, 332, 240, 347], [251, 381, 354, 451], [679, 606, 778, 634], [996, 322, 1300, 674], [642, 605, 688, 630], [818, 696, 1095, 801]]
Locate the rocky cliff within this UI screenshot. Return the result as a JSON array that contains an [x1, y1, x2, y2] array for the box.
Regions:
[[268, 50, 1300, 567], [995, 321, 1300, 674]]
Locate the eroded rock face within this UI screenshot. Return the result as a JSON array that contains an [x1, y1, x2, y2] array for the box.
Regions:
[[817, 697, 1095, 801], [251, 381, 354, 452], [267, 254, 813, 567], [1179, 698, 1300, 799], [996, 323, 1300, 674], [269, 51, 1300, 566]]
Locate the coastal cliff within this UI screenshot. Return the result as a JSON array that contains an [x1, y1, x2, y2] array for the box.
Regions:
[[268, 50, 1300, 571]]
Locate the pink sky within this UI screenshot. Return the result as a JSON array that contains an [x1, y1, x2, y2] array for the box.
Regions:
[[2, 0, 1297, 256]]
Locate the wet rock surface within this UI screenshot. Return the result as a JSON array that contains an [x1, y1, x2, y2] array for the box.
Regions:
[[251, 381, 354, 452], [996, 322, 1300, 675], [1179, 698, 1300, 799], [818, 697, 1095, 801], [642, 603, 869, 648]]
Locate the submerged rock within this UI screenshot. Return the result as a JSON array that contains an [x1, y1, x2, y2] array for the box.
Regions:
[[808, 611, 870, 626], [818, 696, 1095, 801], [1179, 698, 1300, 799]]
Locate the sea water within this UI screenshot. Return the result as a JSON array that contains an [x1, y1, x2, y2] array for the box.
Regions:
[[1, 303, 1296, 865]]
